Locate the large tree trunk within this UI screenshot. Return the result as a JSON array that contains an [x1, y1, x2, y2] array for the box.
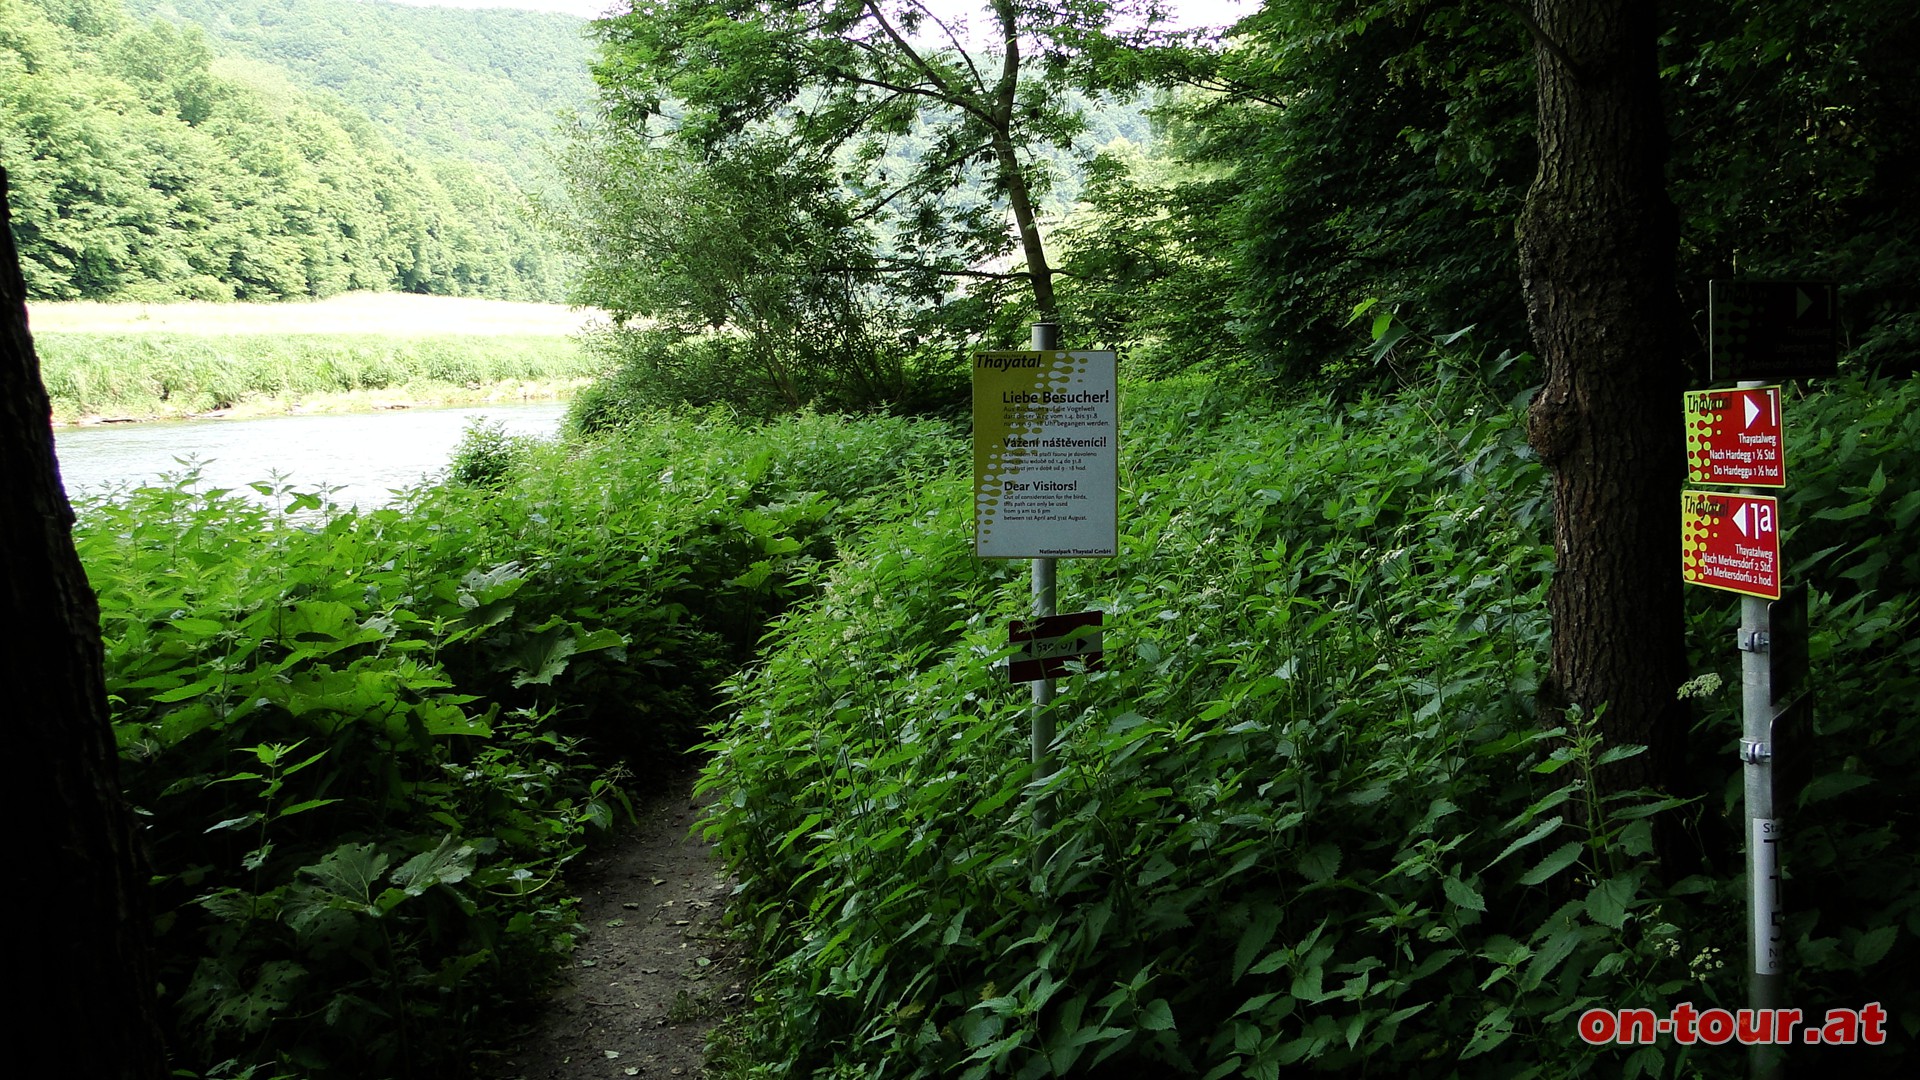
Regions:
[[1515, 2, 1689, 794], [2, 168, 170, 1077]]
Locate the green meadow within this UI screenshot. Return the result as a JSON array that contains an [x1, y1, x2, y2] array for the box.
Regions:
[[32, 294, 603, 422]]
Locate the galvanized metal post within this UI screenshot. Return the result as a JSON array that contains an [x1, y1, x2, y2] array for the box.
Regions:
[[1029, 322, 1060, 847], [1737, 380, 1784, 1080]]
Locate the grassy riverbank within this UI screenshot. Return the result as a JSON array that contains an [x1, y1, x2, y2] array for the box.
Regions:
[[31, 294, 605, 422]]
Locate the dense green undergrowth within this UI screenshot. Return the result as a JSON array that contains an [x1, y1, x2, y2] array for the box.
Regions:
[[39, 331, 592, 419], [700, 371, 1918, 1078], [71, 365, 1914, 1077], [74, 409, 960, 1078]]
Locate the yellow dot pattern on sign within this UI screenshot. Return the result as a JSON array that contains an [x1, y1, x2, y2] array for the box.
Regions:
[[1682, 391, 1733, 482], [1680, 491, 1716, 580]]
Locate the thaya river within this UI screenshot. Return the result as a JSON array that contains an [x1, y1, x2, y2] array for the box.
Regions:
[[53, 402, 568, 510]]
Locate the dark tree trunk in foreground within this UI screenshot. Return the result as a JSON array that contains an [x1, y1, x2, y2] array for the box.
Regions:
[[2, 168, 169, 1078], [1516, 2, 1689, 794]]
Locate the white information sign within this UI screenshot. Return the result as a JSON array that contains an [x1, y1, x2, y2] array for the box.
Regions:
[[972, 350, 1118, 558]]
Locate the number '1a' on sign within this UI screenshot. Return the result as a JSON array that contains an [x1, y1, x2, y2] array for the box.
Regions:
[[1681, 490, 1781, 600]]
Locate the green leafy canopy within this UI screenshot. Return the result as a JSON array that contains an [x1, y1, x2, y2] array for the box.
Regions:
[[560, 1, 1198, 413]]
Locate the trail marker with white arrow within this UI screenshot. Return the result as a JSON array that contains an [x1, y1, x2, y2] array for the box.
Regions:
[[1685, 386, 1784, 487]]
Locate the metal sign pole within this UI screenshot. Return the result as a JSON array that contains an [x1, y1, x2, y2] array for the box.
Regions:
[[1735, 379, 1784, 1080], [1029, 321, 1060, 847], [1707, 279, 1830, 1080]]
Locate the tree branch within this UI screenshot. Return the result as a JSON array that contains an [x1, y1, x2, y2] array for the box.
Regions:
[[825, 63, 996, 128], [861, 1, 978, 111], [1498, 0, 1581, 78], [901, 0, 990, 98], [824, 260, 1033, 281], [845, 143, 995, 225]]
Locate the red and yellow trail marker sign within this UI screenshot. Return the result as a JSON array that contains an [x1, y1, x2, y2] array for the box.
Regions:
[[1682, 490, 1781, 599], [1684, 386, 1784, 488]]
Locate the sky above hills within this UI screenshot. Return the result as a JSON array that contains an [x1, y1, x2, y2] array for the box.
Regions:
[[383, 0, 1254, 30]]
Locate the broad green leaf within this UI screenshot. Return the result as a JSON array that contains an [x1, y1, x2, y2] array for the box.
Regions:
[[205, 813, 260, 834], [1234, 905, 1284, 983], [151, 678, 218, 703], [1811, 501, 1874, 521], [1443, 876, 1487, 913], [1593, 743, 1647, 767], [1201, 1059, 1243, 1080], [1606, 795, 1695, 820], [1801, 771, 1873, 804], [507, 628, 580, 687], [1297, 843, 1342, 884], [1486, 815, 1565, 869], [300, 843, 391, 908], [1459, 1006, 1513, 1059], [1369, 322, 1409, 363], [1585, 873, 1641, 929], [1518, 841, 1584, 886], [421, 702, 492, 737], [1521, 925, 1585, 991], [392, 835, 477, 896], [1854, 925, 1897, 967], [575, 627, 627, 653], [1137, 853, 1177, 888], [275, 798, 341, 819]]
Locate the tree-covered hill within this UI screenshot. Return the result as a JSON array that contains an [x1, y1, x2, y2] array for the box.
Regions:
[[121, 0, 594, 187], [2, 0, 583, 302]]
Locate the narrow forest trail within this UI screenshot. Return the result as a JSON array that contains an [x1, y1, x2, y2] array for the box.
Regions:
[[481, 766, 748, 1079]]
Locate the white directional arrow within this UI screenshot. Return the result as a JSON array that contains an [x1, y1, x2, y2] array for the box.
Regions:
[[1733, 503, 1751, 537], [1744, 393, 1762, 428], [1796, 287, 1813, 319]]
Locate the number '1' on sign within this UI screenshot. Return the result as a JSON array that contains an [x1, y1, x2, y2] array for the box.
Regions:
[[1684, 386, 1784, 488], [1681, 490, 1781, 599]]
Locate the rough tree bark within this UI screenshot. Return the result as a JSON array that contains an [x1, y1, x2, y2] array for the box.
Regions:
[[1515, 1, 1690, 794], [2, 167, 169, 1077]]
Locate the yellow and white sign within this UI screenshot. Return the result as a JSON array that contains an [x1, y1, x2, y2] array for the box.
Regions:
[[973, 350, 1118, 558]]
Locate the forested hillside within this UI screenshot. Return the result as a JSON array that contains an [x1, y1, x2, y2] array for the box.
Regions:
[[121, 0, 594, 186], [1, 0, 587, 302]]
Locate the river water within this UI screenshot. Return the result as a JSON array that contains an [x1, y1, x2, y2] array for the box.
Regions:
[[53, 402, 568, 509]]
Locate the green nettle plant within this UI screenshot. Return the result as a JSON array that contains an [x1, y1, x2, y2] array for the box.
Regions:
[[446, 417, 533, 489], [82, 475, 604, 1077], [75, 410, 962, 1078], [71, 363, 1910, 1077], [701, 371, 1916, 1078]]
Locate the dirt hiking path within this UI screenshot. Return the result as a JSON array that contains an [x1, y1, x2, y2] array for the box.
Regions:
[[481, 766, 747, 1079]]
